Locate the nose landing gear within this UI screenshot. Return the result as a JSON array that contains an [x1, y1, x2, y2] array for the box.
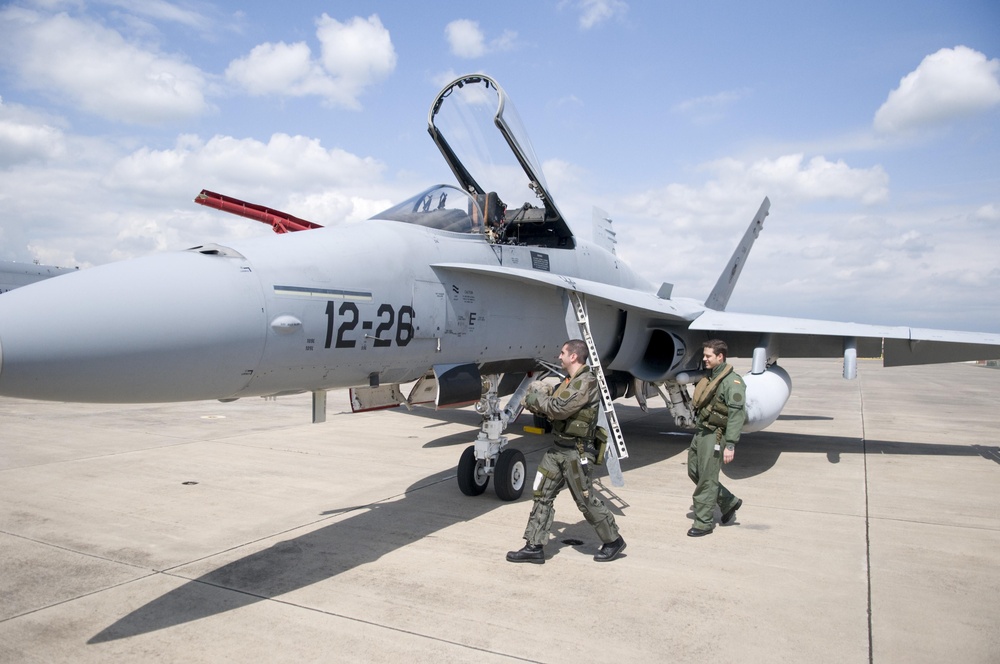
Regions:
[[456, 372, 538, 501]]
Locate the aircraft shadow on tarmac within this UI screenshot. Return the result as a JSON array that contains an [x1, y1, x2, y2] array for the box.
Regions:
[[87, 409, 997, 644], [86, 421, 679, 645], [726, 431, 1000, 479]]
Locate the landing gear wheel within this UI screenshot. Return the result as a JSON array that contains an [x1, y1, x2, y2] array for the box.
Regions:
[[494, 448, 526, 501], [457, 445, 489, 496]]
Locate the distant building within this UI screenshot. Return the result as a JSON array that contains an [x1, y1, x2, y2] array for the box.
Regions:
[[0, 261, 79, 294]]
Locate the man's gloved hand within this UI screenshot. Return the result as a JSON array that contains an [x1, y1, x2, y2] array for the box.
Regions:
[[523, 381, 552, 413]]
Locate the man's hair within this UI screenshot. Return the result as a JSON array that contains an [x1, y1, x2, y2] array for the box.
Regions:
[[702, 339, 728, 359], [563, 339, 589, 363]]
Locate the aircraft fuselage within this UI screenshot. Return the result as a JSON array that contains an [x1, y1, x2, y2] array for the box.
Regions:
[[0, 219, 656, 403]]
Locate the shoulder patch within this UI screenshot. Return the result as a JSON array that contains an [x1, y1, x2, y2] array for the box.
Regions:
[[732, 393, 744, 403]]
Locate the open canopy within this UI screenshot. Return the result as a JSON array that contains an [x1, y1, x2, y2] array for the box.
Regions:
[[425, 74, 575, 249]]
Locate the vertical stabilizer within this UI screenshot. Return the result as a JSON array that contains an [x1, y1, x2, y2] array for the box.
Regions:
[[704, 197, 770, 311]]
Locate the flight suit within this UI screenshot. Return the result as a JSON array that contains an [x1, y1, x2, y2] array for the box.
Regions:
[[687, 362, 746, 532], [522, 365, 620, 546]]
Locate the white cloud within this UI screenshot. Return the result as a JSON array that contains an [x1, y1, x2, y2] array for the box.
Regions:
[[874, 46, 1000, 134], [104, 133, 386, 204], [445, 19, 517, 59], [225, 41, 333, 97], [0, 120, 401, 268], [0, 7, 211, 125], [316, 14, 397, 93], [590, 153, 907, 322], [226, 14, 396, 109], [735, 154, 889, 205], [99, 0, 207, 28], [564, 0, 628, 29], [972, 203, 1000, 222], [620, 154, 889, 229], [0, 98, 67, 167], [446, 19, 486, 58], [608, 188, 1000, 332]]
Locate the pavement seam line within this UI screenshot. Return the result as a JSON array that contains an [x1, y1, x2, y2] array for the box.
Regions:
[[159, 571, 545, 664], [0, 572, 159, 625], [859, 371, 874, 664]]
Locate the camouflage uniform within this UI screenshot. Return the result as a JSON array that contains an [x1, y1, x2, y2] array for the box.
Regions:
[[688, 362, 746, 532], [521, 365, 620, 546]]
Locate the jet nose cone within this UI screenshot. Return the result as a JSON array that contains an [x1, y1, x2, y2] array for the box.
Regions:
[[0, 249, 267, 403]]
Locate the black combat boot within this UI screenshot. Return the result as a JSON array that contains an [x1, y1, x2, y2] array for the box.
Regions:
[[593, 536, 626, 562], [506, 543, 545, 564], [721, 498, 743, 525]]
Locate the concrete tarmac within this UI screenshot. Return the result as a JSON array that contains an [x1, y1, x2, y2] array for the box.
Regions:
[[1, 358, 998, 663]]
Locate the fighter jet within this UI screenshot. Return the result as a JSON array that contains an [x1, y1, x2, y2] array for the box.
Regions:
[[0, 74, 997, 502]]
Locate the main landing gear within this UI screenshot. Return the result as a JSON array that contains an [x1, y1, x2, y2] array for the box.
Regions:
[[456, 372, 540, 501]]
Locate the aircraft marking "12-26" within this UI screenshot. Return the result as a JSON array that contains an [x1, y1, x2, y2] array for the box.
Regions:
[[324, 301, 414, 348]]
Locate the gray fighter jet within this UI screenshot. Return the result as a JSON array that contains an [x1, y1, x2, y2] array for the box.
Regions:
[[0, 74, 997, 501]]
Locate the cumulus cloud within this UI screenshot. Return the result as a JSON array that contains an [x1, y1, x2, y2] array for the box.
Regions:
[[445, 19, 486, 58], [972, 203, 1000, 222], [226, 14, 396, 109], [105, 132, 385, 197], [621, 153, 888, 228], [602, 151, 897, 317], [0, 98, 66, 167], [607, 177, 999, 331], [0, 7, 211, 125], [732, 154, 889, 205], [874, 46, 1000, 134], [0, 118, 402, 267], [561, 0, 628, 29], [225, 41, 332, 97], [444, 19, 517, 58]]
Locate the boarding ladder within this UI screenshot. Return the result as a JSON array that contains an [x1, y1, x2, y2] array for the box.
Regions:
[[568, 291, 628, 474]]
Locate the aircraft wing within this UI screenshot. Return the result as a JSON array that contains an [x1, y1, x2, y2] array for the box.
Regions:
[[433, 263, 1000, 367], [691, 310, 1000, 366], [431, 262, 703, 322]]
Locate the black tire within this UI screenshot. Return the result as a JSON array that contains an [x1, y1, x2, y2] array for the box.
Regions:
[[494, 448, 526, 501], [457, 445, 489, 496]]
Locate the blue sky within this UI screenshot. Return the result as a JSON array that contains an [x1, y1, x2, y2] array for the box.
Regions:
[[1, 0, 998, 332]]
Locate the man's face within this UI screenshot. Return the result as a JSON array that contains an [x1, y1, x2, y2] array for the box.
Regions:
[[558, 345, 576, 372], [702, 348, 724, 370]]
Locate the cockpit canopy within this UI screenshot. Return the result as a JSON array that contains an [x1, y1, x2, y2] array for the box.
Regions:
[[373, 185, 484, 234], [384, 74, 575, 248]]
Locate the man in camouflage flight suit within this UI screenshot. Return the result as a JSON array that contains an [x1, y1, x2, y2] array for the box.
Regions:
[[506, 339, 626, 564], [687, 338, 746, 537]]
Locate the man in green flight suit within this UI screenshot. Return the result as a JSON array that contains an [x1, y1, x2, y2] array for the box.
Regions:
[[687, 339, 745, 537], [506, 339, 626, 563]]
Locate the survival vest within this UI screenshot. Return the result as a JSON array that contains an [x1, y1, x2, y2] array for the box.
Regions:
[[692, 364, 734, 432], [552, 367, 600, 442]]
